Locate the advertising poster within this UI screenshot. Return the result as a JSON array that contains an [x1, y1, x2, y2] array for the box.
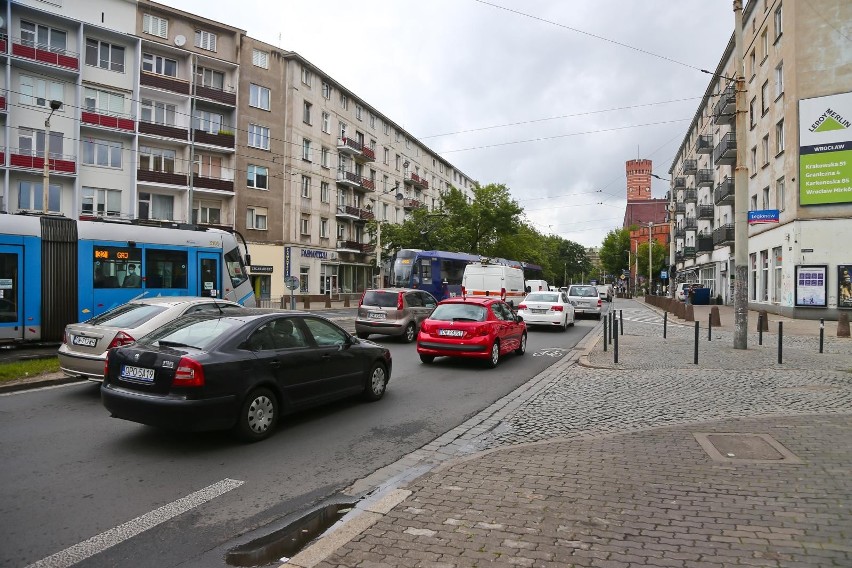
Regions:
[[839, 265, 852, 309], [794, 265, 827, 307], [799, 92, 852, 206]]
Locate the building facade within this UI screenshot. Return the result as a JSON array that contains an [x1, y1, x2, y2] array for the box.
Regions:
[[667, 0, 851, 318], [1, 0, 477, 300]]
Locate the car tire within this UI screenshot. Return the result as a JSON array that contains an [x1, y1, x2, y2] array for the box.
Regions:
[[419, 354, 434, 364], [486, 340, 500, 368], [362, 362, 388, 401], [401, 322, 416, 343], [515, 333, 527, 355], [235, 387, 278, 443], [561, 317, 568, 332], [356, 332, 370, 340]]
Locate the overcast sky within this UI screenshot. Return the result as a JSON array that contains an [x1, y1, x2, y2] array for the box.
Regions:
[[165, 0, 733, 248]]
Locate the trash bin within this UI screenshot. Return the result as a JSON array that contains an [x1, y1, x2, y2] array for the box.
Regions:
[[692, 287, 711, 305]]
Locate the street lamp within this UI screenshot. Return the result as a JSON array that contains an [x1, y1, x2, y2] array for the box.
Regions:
[[648, 221, 653, 295], [652, 173, 676, 297], [43, 99, 63, 213]]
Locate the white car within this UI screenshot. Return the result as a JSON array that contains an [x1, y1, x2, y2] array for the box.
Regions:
[[517, 291, 575, 331], [675, 282, 701, 302], [566, 284, 603, 319], [596, 284, 613, 302]]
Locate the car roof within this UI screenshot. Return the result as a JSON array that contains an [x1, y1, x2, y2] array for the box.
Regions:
[[440, 297, 499, 306], [365, 288, 421, 294], [127, 296, 242, 307]]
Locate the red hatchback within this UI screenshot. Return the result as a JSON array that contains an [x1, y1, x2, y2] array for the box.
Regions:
[[416, 297, 527, 368]]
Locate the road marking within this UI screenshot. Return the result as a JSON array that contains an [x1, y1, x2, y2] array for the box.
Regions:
[[26, 478, 244, 568], [533, 348, 568, 357]]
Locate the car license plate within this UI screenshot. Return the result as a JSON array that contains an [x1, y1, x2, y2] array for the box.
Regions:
[[531, 309, 547, 314], [438, 329, 464, 337], [368, 312, 386, 320], [72, 335, 97, 347], [121, 365, 155, 382]]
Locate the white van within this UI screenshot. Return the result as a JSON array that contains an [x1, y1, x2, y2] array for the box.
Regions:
[[525, 279, 549, 293], [462, 262, 526, 307]]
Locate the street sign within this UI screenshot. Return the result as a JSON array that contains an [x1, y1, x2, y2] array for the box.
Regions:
[[284, 276, 300, 290], [660, 270, 668, 279]]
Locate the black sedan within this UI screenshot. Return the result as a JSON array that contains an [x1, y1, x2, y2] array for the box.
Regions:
[[101, 310, 392, 442]]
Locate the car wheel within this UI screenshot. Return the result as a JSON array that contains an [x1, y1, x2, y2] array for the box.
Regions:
[[561, 317, 568, 332], [363, 363, 387, 401], [401, 322, 416, 343], [419, 354, 434, 364], [596, 313, 602, 320], [486, 340, 500, 368], [356, 332, 370, 340], [235, 387, 278, 442], [515, 333, 527, 355]]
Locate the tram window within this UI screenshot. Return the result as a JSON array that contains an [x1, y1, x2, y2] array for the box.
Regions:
[[92, 246, 141, 288], [420, 259, 432, 284], [0, 253, 19, 323], [145, 249, 188, 288], [225, 248, 248, 288]]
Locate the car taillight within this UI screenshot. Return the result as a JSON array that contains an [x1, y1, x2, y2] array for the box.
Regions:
[[62, 329, 68, 345], [173, 357, 205, 387], [597, 299, 602, 307], [103, 352, 110, 380], [517, 304, 527, 310], [473, 324, 490, 337], [461, 286, 466, 299], [107, 331, 135, 349], [500, 287, 506, 300], [358, 290, 366, 307], [551, 305, 564, 312], [397, 292, 405, 311]]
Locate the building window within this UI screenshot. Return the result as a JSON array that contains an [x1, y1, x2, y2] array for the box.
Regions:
[[142, 14, 168, 38], [141, 99, 176, 126], [300, 216, 310, 236], [246, 207, 268, 230], [340, 92, 348, 110], [194, 30, 217, 51], [252, 49, 269, 69], [395, 154, 401, 171], [760, 29, 769, 62], [321, 147, 330, 168], [19, 75, 63, 108], [194, 66, 224, 90], [299, 267, 309, 293], [303, 101, 312, 124], [193, 109, 223, 134], [776, 176, 785, 211], [21, 20, 67, 52], [760, 250, 769, 302], [194, 154, 223, 181], [369, 113, 376, 129], [85, 38, 124, 72], [248, 124, 270, 149], [751, 194, 758, 210], [302, 139, 312, 161], [355, 105, 363, 121], [382, 175, 389, 193], [383, 147, 389, 165], [337, 223, 345, 239], [301, 175, 311, 198], [750, 146, 757, 172], [247, 165, 268, 189], [749, 97, 756, 128], [142, 53, 177, 77], [249, 84, 270, 110], [772, 246, 782, 303], [762, 135, 769, 166], [339, 122, 347, 139], [322, 81, 331, 99], [194, 199, 221, 225], [138, 146, 175, 173], [82, 186, 121, 217], [775, 119, 785, 154], [321, 112, 330, 134], [338, 189, 347, 207], [84, 87, 125, 116], [774, 62, 784, 99], [748, 49, 756, 80], [774, 5, 782, 40], [762, 186, 770, 209], [320, 218, 329, 238], [750, 253, 758, 301], [18, 181, 61, 213], [301, 66, 312, 86], [82, 139, 122, 168], [321, 182, 330, 203], [761, 81, 770, 115]]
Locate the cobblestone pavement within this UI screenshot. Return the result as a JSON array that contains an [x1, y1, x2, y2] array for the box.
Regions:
[[286, 299, 852, 568]]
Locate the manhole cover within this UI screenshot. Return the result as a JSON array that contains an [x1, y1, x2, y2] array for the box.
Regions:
[[693, 433, 803, 464]]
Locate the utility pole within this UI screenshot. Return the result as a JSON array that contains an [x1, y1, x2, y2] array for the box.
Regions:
[[733, 0, 749, 349], [648, 221, 653, 294]]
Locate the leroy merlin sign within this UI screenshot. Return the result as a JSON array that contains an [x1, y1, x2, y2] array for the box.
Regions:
[[799, 92, 852, 205]]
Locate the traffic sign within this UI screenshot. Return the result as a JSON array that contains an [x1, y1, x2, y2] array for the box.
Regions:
[[660, 270, 668, 279], [284, 276, 300, 290]]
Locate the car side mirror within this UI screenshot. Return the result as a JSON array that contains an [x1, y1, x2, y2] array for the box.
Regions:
[[516, 315, 523, 323]]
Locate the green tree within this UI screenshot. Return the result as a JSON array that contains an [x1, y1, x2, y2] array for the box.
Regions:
[[636, 240, 668, 282], [598, 228, 631, 281]]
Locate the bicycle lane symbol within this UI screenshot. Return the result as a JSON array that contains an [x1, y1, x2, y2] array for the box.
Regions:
[[533, 348, 568, 357]]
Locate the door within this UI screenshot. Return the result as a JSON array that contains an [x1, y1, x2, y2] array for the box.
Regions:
[[198, 254, 220, 298], [301, 316, 362, 396], [0, 247, 23, 341]]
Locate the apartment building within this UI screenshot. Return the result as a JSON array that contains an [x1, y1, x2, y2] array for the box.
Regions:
[[668, 0, 851, 317], [1, 0, 477, 300]]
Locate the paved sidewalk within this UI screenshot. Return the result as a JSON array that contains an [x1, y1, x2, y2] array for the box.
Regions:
[[285, 298, 852, 568]]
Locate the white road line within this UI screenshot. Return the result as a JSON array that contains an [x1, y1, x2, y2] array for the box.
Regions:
[[26, 478, 245, 568]]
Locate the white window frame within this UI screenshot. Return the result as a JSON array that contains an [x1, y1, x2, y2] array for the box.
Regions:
[[340, 92, 348, 110], [320, 218, 329, 238], [193, 154, 222, 179], [19, 75, 64, 108], [322, 82, 331, 99], [193, 109, 223, 134], [142, 14, 168, 38], [775, 119, 785, 154], [355, 104, 363, 121], [18, 180, 61, 213], [776, 176, 785, 211], [248, 124, 270, 150], [301, 66, 312, 87], [774, 5, 783, 40], [82, 138, 122, 168], [303, 101, 312, 124], [20, 20, 67, 52], [774, 62, 784, 99], [252, 49, 269, 69], [141, 99, 177, 126], [138, 146, 176, 173], [302, 138, 312, 162], [321, 112, 330, 134], [246, 206, 268, 230], [194, 29, 217, 52], [85, 38, 125, 72], [321, 181, 330, 203], [84, 87, 126, 117], [301, 175, 311, 198], [249, 84, 271, 110], [82, 186, 121, 217], [194, 66, 224, 90], [300, 217, 310, 236], [142, 53, 177, 77], [320, 147, 329, 168], [247, 164, 268, 189]]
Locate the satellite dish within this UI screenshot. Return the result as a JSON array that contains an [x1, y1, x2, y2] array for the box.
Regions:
[[174, 34, 186, 47]]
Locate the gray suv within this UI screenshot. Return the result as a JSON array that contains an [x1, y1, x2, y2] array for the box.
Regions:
[[355, 288, 438, 342]]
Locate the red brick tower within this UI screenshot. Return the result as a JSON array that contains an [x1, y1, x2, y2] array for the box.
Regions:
[[626, 159, 652, 200]]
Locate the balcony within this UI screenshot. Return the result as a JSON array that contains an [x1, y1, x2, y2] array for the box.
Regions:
[[81, 111, 135, 132], [192, 174, 233, 192], [0, 94, 6, 113], [713, 177, 735, 205], [0, 33, 6, 54], [673, 177, 686, 189], [696, 169, 714, 187], [11, 37, 79, 71], [683, 246, 696, 259], [675, 227, 685, 239], [336, 240, 363, 253], [713, 84, 736, 125], [682, 159, 697, 175], [403, 171, 428, 189], [336, 170, 376, 192], [684, 189, 697, 203], [195, 84, 236, 107], [697, 205, 714, 220], [137, 169, 187, 186], [696, 134, 713, 154], [685, 217, 698, 231], [140, 71, 190, 95], [9, 150, 76, 174], [138, 121, 188, 141], [697, 234, 714, 252], [403, 197, 423, 210], [336, 137, 375, 162], [194, 129, 235, 149], [335, 205, 374, 221], [359, 242, 375, 254], [675, 201, 686, 213], [712, 224, 735, 247], [712, 132, 736, 165]]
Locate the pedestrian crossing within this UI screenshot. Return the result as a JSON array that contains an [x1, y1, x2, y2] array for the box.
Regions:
[[607, 307, 665, 325]]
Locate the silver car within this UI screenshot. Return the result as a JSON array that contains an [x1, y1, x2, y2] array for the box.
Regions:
[[566, 285, 603, 319], [355, 288, 438, 342], [58, 297, 245, 382]]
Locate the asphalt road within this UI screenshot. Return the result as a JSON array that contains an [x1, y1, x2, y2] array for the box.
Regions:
[[0, 314, 602, 568]]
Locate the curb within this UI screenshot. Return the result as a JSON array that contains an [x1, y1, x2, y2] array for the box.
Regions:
[[0, 374, 87, 394]]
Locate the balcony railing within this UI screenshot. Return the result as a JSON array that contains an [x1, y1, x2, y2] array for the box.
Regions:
[[0, 33, 6, 54], [140, 71, 191, 95], [195, 84, 236, 106], [81, 111, 135, 132], [138, 121, 188, 141], [673, 177, 686, 189], [11, 37, 79, 70], [194, 129, 235, 149], [336, 170, 376, 192], [685, 217, 698, 230], [192, 174, 233, 192], [0, 94, 6, 112], [675, 201, 686, 213], [713, 84, 736, 125], [684, 189, 697, 203], [336, 240, 364, 253], [712, 132, 737, 165], [675, 227, 686, 239], [712, 224, 735, 246], [137, 169, 187, 186], [697, 205, 714, 220], [9, 149, 76, 174], [336, 137, 375, 162], [403, 198, 423, 210], [713, 177, 735, 205], [697, 235, 714, 252], [696, 169, 714, 187], [696, 134, 713, 154], [682, 159, 697, 175], [335, 205, 374, 221]]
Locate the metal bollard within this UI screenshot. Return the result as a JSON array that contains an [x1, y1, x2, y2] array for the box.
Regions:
[[603, 317, 608, 352], [614, 317, 619, 364], [708, 313, 712, 341], [819, 319, 824, 354], [610, 311, 615, 344], [620, 310, 624, 335], [758, 313, 763, 346], [663, 311, 668, 339], [778, 321, 783, 364], [694, 321, 699, 364]]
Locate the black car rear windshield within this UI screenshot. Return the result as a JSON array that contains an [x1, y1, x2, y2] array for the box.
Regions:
[[429, 303, 487, 322], [86, 303, 168, 327], [138, 316, 243, 350], [361, 291, 399, 308]]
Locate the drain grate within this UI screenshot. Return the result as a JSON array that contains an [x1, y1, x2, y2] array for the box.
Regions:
[[693, 433, 803, 464]]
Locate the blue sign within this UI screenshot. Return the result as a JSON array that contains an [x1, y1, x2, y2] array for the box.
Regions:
[[284, 247, 291, 277], [660, 270, 668, 279], [748, 209, 780, 224]]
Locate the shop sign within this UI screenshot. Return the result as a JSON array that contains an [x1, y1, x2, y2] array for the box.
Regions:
[[301, 249, 329, 259], [250, 265, 273, 274]]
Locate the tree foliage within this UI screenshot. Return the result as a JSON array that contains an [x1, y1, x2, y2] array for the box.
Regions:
[[598, 228, 631, 280], [636, 240, 669, 279]]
